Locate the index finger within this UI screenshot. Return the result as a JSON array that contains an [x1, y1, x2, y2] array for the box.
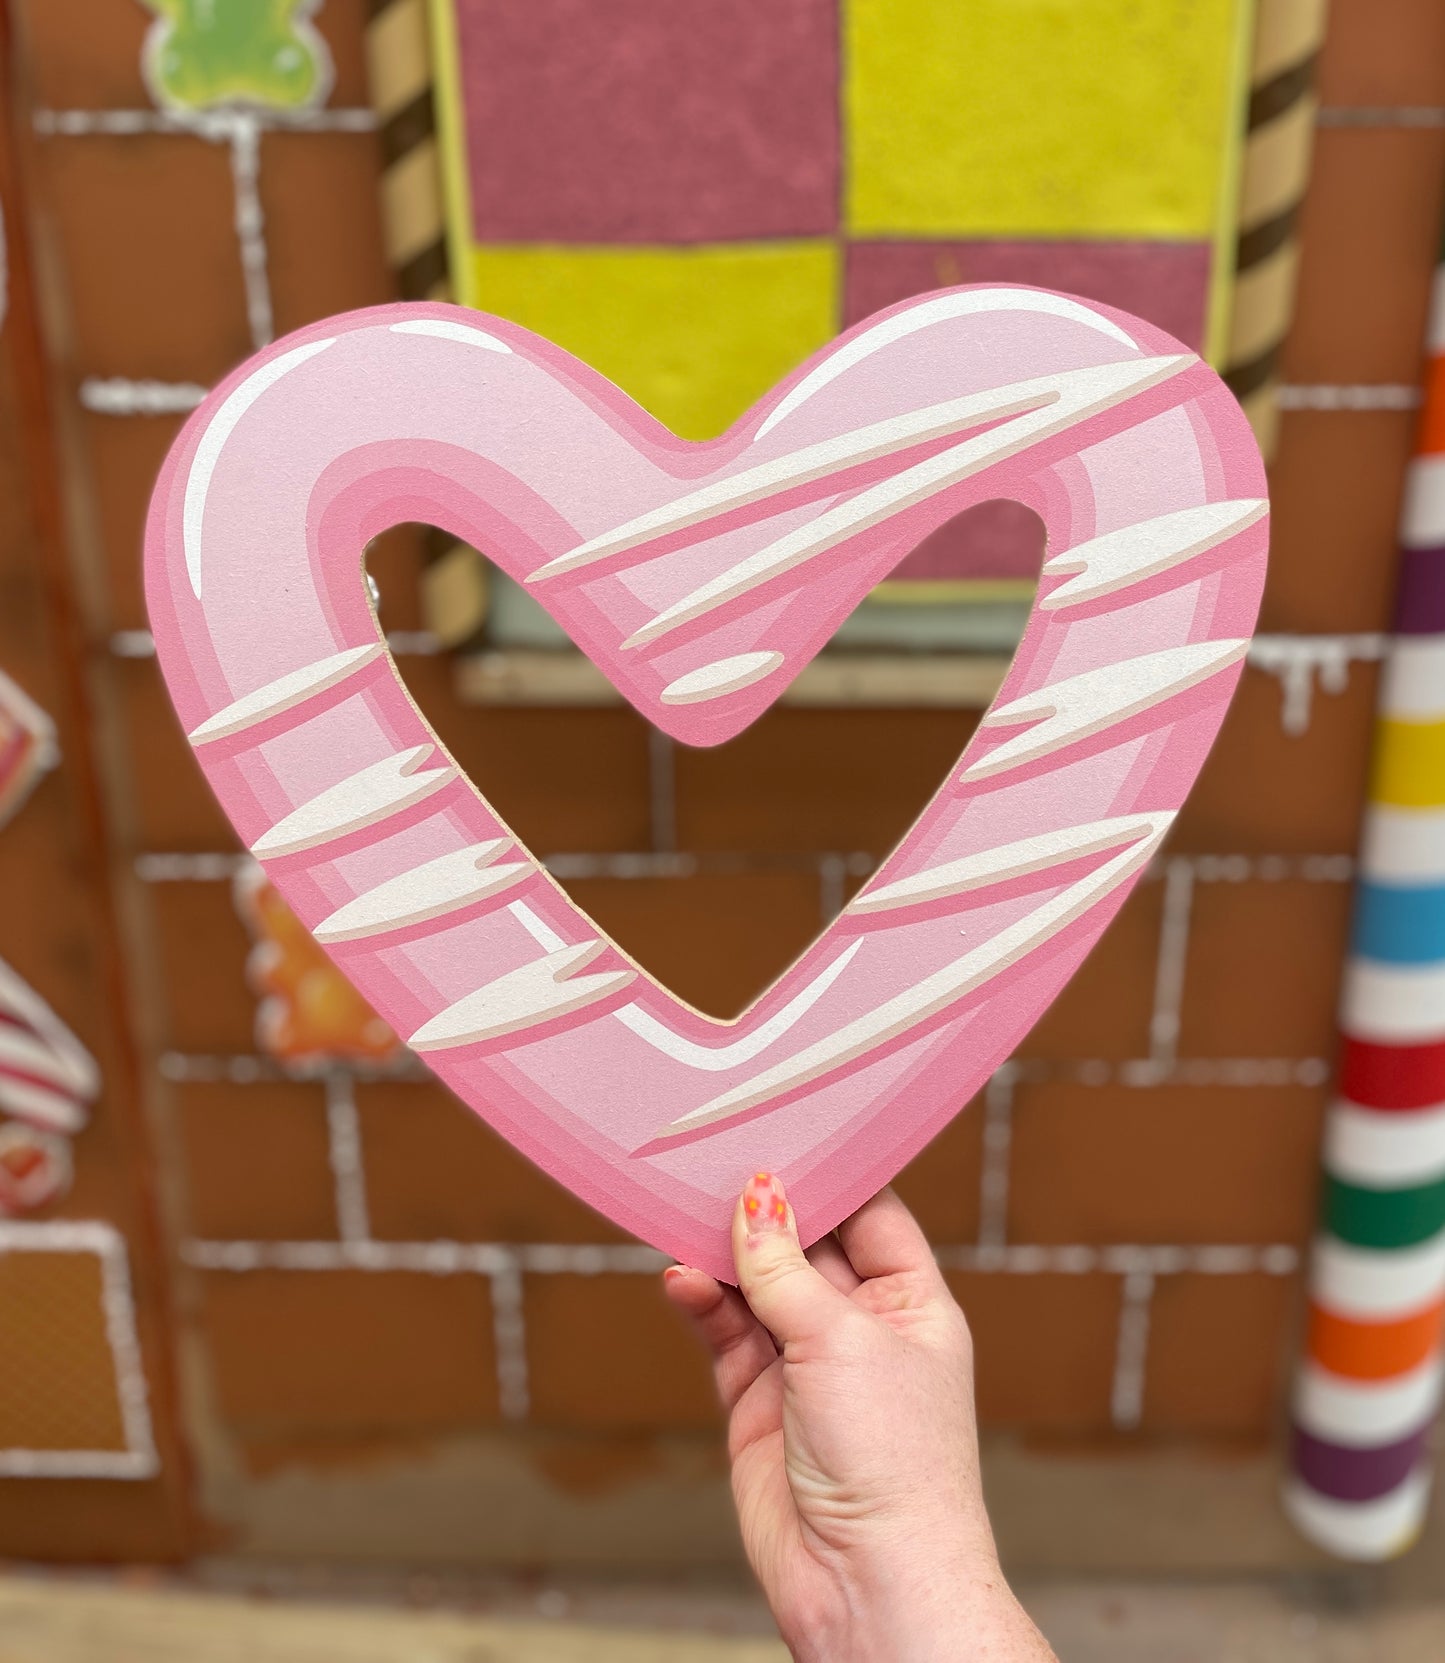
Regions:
[[836, 1186, 942, 1284]]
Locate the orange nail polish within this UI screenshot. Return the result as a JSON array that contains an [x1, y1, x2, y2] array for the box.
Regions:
[[742, 1171, 788, 1236]]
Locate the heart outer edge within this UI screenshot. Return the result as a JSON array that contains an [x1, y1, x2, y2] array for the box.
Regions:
[[143, 285, 1269, 1282]]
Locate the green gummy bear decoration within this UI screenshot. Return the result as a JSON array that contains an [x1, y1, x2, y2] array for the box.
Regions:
[[141, 0, 331, 112]]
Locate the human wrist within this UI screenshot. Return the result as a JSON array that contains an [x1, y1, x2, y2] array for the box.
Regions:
[[785, 1536, 1027, 1663]]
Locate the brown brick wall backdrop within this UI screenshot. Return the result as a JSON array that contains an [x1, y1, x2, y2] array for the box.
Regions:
[[6, 0, 1445, 1566], [0, 7, 190, 1559]]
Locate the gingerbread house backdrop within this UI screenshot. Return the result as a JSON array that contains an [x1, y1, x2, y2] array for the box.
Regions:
[[1, 0, 1443, 1572]]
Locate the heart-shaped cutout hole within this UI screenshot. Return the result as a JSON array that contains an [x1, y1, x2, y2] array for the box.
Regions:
[[369, 498, 1048, 1021]]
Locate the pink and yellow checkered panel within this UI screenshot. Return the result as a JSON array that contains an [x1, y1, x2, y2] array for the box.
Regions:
[[438, 0, 1250, 583]]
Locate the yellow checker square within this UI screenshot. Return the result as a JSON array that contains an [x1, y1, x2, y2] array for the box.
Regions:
[[465, 242, 840, 441], [844, 0, 1251, 240]]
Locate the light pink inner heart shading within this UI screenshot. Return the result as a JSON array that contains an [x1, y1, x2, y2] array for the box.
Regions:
[[144, 286, 1268, 1281]]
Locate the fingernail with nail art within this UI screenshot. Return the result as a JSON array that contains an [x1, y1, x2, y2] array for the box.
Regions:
[[742, 1170, 789, 1236]]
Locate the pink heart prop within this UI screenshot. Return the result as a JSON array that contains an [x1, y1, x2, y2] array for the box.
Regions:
[[145, 287, 1267, 1280]]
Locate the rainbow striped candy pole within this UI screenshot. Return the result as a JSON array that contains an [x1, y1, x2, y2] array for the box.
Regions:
[[1285, 222, 1445, 1560]]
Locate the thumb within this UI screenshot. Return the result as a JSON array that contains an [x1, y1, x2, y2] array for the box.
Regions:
[[732, 1171, 852, 1350]]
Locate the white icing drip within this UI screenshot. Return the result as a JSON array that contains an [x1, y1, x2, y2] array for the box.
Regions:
[[1248, 634, 1387, 735]]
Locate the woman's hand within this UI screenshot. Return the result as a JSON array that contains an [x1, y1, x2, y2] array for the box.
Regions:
[[664, 1173, 1056, 1663]]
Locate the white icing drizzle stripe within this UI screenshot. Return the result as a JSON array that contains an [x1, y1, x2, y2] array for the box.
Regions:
[[1041, 499, 1267, 609], [644, 818, 1170, 1144], [409, 942, 635, 1051], [962, 640, 1248, 781], [848, 813, 1173, 914], [188, 643, 385, 744], [250, 746, 452, 859], [312, 839, 527, 943], [660, 652, 784, 705]]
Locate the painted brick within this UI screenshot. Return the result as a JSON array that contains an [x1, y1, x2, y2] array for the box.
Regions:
[[1007, 1081, 1326, 1246], [526, 1430, 725, 1501], [891, 1092, 985, 1243], [453, 0, 839, 243], [13, 0, 150, 107], [674, 707, 980, 857], [39, 135, 253, 382], [201, 1270, 499, 1433], [1016, 882, 1162, 1062], [1142, 1273, 1300, 1434], [1174, 662, 1378, 853], [0, 774, 102, 1043], [0, 430, 47, 664], [401, 661, 655, 853], [260, 132, 393, 336], [112, 658, 234, 850], [1177, 879, 1352, 1059], [355, 1078, 628, 1243], [1316, 0, 1445, 107], [175, 1078, 336, 1242], [0, 782, 142, 1226], [81, 410, 186, 632], [309, 0, 374, 107], [0, 1485, 188, 1566], [525, 1273, 719, 1430], [566, 868, 823, 1020], [945, 1271, 1121, 1431], [148, 880, 257, 1053], [1283, 129, 1445, 386], [1263, 410, 1413, 635]]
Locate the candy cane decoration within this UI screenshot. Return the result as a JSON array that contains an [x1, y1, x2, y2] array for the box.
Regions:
[[0, 957, 98, 1216], [0, 667, 57, 830], [1285, 221, 1445, 1560], [145, 288, 1267, 1279], [0, 958, 98, 1137], [0, 667, 95, 1217]]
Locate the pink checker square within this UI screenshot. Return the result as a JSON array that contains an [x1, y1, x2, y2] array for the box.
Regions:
[[845, 240, 1214, 352], [453, 0, 840, 243]]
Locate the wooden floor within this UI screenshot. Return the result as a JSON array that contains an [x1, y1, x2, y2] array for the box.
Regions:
[[2, 1572, 1445, 1663]]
